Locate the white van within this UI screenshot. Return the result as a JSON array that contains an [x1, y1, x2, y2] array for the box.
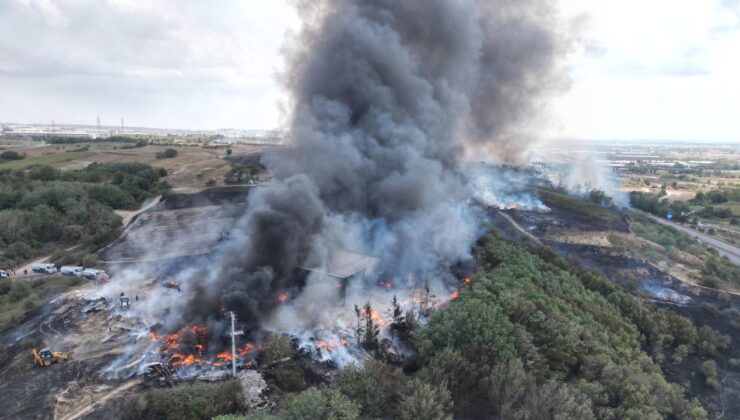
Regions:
[[31, 263, 57, 274], [0, 270, 9, 278], [60, 266, 84, 276]]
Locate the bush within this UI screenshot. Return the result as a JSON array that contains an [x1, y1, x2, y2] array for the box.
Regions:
[[332, 362, 404, 419], [261, 333, 294, 365], [700, 360, 718, 379], [156, 148, 178, 159], [672, 345, 689, 364], [84, 184, 136, 209], [272, 364, 307, 392], [8, 281, 31, 301], [279, 388, 359, 420], [119, 380, 245, 420], [696, 326, 730, 357], [81, 254, 100, 268], [0, 151, 24, 161], [29, 165, 60, 181], [397, 380, 453, 420]]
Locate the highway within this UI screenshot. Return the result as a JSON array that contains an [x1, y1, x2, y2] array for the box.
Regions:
[[646, 214, 740, 265]]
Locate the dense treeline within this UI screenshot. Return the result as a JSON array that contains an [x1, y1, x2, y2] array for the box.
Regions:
[[223, 236, 716, 420], [0, 162, 168, 268], [631, 190, 738, 221], [629, 191, 693, 221]]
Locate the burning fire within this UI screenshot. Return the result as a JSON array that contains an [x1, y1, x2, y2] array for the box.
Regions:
[[237, 342, 257, 356], [148, 324, 255, 369], [370, 309, 386, 326], [278, 292, 288, 302], [463, 277, 471, 285], [314, 338, 349, 350], [216, 350, 233, 361], [377, 280, 395, 288], [450, 290, 459, 300]]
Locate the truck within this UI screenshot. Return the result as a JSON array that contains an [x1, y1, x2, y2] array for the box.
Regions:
[[31, 263, 57, 274], [60, 266, 84, 276]]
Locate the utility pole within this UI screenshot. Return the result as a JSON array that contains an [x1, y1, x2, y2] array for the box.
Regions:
[[121, 118, 124, 133], [229, 311, 244, 377], [51, 120, 55, 132], [97, 115, 101, 131]]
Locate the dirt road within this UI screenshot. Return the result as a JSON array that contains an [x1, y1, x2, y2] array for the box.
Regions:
[[647, 214, 740, 265]]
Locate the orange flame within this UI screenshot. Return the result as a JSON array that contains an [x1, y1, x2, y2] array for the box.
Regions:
[[278, 292, 288, 302], [463, 277, 471, 284], [216, 350, 233, 361], [370, 310, 386, 326], [238, 342, 256, 355], [315, 338, 349, 349], [450, 290, 459, 300], [377, 280, 395, 288]]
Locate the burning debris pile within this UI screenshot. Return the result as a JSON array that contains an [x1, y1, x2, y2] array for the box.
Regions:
[[145, 324, 258, 375]]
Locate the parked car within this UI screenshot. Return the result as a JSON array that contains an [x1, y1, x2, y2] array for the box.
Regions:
[[60, 266, 84, 276], [31, 263, 57, 274], [80, 268, 109, 283], [0, 270, 9, 278]]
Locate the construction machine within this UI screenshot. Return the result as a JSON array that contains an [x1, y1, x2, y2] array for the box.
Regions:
[[32, 347, 70, 367]]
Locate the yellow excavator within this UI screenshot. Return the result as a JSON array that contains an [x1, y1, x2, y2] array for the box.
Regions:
[[32, 347, 70, 367]]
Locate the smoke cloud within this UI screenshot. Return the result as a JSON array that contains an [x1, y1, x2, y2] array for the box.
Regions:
[[180, 0, 571, 335]]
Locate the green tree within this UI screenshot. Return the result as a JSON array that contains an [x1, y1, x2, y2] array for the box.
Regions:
[[261, 333, 294, 365], [280, 388, 359, 420], [332, 361, 404, 419], [397, 380, 453, 420]]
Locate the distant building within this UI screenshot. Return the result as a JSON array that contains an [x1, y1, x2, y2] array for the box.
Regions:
[[1, 128, 98, 139]]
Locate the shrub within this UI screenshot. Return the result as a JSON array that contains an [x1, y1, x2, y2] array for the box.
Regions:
[[332, 361, 404, 419], [156, 148, 178, 159], [672, 345, 689, 364], [82, 254, 100, 268], [397, 379, 453, 420], [29, 165, 60, 181], [0, 151, 24, 161], [261, 333, 294, 365], [8, 281, 31, 301], [272, 364, 307, 392], [700, 360, 718, 379], [119, 380, 245, 420], [279, 388, 359, 420]]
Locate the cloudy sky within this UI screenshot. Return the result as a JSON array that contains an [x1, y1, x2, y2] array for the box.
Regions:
[[1, 0, 739, 142]]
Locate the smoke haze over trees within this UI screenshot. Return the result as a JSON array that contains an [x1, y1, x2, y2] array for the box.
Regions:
[[185, 0, 572, 332]]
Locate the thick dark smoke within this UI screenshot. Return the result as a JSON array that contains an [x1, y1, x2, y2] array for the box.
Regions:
[[181, 0, 569, 333]]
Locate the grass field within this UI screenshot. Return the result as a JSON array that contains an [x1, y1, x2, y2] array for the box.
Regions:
[[0, 151, 93, 170]]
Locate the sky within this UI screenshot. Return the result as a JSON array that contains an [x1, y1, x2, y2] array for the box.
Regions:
[[0, 0, 739, 142]]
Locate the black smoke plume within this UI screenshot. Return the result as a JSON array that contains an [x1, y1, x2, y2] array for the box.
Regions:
[[182, 0, 570, 333]]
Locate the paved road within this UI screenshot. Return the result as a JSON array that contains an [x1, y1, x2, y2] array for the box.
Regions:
[[647, 214, 740, 265]]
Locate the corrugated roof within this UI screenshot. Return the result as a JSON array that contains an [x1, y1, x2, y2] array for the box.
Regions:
[[302, 249, 380, 279]]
